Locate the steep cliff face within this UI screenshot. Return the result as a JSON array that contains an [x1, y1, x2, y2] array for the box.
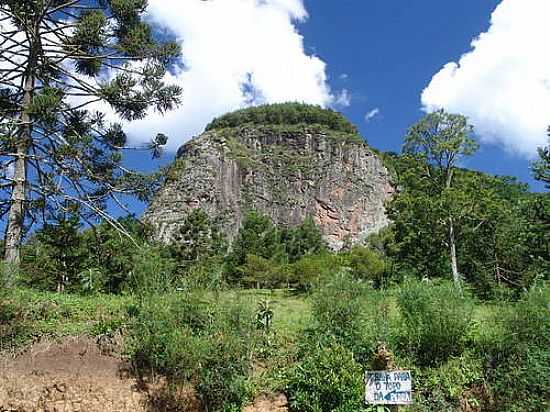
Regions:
[[144, 124, 394, 250]]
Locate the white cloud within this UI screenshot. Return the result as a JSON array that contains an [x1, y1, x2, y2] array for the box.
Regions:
[[122, 0, 336, 150], [334, 89, 351, 107], [421, 0, 550, 158], [365, 108, 380, 123]]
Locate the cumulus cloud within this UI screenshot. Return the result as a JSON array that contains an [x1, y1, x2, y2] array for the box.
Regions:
[[365, 108, 380, 123], [421, 0, 550, 158], [122, 0, 336, 150]]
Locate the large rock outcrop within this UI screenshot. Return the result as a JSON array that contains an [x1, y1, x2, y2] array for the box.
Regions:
[[144, 123, 394, 250]]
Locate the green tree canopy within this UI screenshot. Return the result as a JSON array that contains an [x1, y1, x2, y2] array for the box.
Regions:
[[532, 136, 549, 189], [400, 109, 478, 286], [205, 102, 358, 134], [171, 208, 226, 265]]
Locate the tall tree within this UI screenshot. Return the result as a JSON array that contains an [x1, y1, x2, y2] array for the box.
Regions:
[[0, 0, 181, 265], [532, 135, 549, 189], [401, 109, 478, 286]]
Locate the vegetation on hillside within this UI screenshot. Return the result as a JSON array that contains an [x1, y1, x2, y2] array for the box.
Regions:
[[205, 103, 359, 134], [1, 107, 549, 411]]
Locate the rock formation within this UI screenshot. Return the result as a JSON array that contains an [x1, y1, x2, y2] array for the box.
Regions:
[[144, 109, 394, 250]]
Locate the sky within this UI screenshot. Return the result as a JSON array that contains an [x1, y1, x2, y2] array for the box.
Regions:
[[104, 0, 550, 215]]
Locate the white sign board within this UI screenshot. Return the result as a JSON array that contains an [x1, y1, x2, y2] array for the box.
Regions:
[[365, 370, 412, 405]]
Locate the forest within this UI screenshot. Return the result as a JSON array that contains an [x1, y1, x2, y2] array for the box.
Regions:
[[0, 1, 549, 411]]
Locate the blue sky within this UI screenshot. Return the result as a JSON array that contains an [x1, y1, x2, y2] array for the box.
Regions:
[[112, 0, 549, 216], [298, 0, 543, 191]]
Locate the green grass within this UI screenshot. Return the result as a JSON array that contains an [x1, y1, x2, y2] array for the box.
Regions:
[[236, 289, 311, 340], [2, 286, 507, 349], [1, 288, 134, 349]]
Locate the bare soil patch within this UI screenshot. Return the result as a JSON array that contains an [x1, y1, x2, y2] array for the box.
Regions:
[[0, 336, 145, 411], [0, 337, 287, 412]]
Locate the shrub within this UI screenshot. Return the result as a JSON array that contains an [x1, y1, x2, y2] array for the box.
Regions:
[[0, 296, 30, 351], [411, 352, 485, 411], [285, 341, 364, 412], [396, 278, 473, 366], [282, 217, 328, 263], [288, 253, 341, 291], [340, 246, 386, 286], [486, 284, 550, 411], [309, 271, 373, 360], [241, 254, 290, 289], [127, 292, 256, 412], [129, 248, 176, 295]]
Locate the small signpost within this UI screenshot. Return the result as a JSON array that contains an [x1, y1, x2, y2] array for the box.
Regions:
[[365, 370, 412, 408]]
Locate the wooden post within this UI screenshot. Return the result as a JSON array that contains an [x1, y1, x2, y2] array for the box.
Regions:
[[371, 343, 399, 412]]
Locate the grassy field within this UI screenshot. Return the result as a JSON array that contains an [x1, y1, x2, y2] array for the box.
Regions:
[[0, 288, 312, 351], [0, 286, 507, 350]]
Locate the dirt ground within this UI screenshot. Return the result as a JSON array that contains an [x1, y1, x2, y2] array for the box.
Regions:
[[0, 336, 288, 412]]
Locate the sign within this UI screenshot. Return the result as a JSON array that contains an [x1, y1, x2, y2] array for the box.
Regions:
[[365, 370, 412, 405]]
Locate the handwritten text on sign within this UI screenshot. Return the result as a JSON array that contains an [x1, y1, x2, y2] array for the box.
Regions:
[[365, 370, 412, 405]]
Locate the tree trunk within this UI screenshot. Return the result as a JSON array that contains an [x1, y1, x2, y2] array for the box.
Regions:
[[3, 43, 37, 266], [445, 168, 461, 288], [448, 217, 460, 288]]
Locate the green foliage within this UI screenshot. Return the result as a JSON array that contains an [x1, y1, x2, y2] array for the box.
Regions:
[[282, 217, 328, 263], [308, 272, 374, 361], [400, 110, 478, 284], [130, 247, 176, 296], [532, 136, 549, 189], [411, 352, 485, 411], [20, 215, 162, 294], [287, 253, 342, 291], [80, 216, 150, 293], [386, 150, 548, 297], [241, 254, 290, 289], [171, 209, 227, 266], [0, 287, 132, 350], [285, 341, 364, 412], [403, 109, 478, 171], [21, 212, 84, 292], [227, 211, 334, 289], [485, 284, 550, 411], [396, 278, 473, 366], [1, 0, 181, 263], [205, 103, 358, 135], [2, 280, 548, 411], [127, 292, 257, 411], [226, 210, 283, 278], [340, 246, 386, 285]]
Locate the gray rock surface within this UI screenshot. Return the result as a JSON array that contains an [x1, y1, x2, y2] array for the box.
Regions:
[[143, 126, 394, 250]]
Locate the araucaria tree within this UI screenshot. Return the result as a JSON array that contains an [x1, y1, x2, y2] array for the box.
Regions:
[[0, 0, 181, 264], [401, 109, 478, 286]]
